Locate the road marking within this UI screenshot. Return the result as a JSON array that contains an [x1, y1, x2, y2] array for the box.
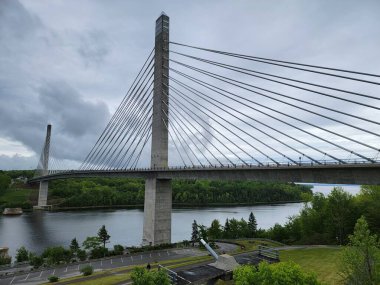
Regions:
[[90, 262, 92, 267], [23, 273, 30, 281], [101, 260, 103, 266], [111, 259, 113, 264], [39, 271, 43, 278], [65, 266, 68, 272], [167, 251, 169, 256], [77, 265, 80, 270], [149, 253, 152, 258], [158, 252, 161, 257], [52, 269, 55, 275], [9, 276, 15, 284], [121, 257, 124, 263], [140, 255, 142, 260], [131, 256, 134, 262]]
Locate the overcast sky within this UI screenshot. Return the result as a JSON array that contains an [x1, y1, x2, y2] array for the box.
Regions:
[[1, 0, 380, 170]]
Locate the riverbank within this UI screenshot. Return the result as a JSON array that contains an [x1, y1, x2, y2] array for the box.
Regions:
[[49, 200, 304, 212]]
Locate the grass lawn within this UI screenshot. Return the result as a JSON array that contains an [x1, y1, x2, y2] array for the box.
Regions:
[[280, 247, 343, 285]]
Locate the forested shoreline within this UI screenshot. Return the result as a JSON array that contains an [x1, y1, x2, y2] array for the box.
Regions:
[[0, 170, 312, 209], [48, 178, 312, 208]]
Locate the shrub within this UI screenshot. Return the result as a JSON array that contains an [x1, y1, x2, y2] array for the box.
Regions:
[[77, 249, 87, 261], [80, 265, 94, 276], [90, 247, 108, 259], [0, 256, 11, 265], [48, 275, 59, 282], [113, 244, 124, 255], [16, 246, 29, 262], [29, 254, 44, 268]]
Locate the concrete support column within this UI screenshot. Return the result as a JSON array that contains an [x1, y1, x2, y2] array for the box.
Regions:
[[142, 178, 172, 245], [38, 181, 48, 207], [37, 124, 51, 208], [142, 13, 171, 245]]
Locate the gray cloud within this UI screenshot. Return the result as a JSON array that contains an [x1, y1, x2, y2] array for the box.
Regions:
[[1, 0, 380, 169]]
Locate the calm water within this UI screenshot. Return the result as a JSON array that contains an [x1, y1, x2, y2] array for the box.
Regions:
[[0, 184, 360, 257]]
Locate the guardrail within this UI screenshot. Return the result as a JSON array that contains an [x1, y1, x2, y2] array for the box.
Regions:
[[258, 245, 279, 261]]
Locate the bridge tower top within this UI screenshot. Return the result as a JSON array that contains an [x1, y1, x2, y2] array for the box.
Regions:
[[151, 14, 169, 168], [42, 124, 51, 175]]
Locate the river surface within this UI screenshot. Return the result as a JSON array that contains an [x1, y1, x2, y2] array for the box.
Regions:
[[0, 184, 360, 257]]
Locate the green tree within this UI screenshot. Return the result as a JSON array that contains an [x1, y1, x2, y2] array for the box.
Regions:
[[16, 246, 29, 262], [83, 236, 102, 251], [29, 253, 44, 268], [233, 262, 321, 285], [191, 220, 199, 246], [248, 212, 258, 237], [208, 219, 222, 240], [70, 238, 80, 252], [340, 216, 380, 285], [0, 172, 11, 194], [42, 246, 72, 265], [98, 225, 111, 249]]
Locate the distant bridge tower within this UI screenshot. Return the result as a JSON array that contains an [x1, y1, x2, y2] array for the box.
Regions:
[[142, 13, 171, 245], [37, 124, 51, 208]]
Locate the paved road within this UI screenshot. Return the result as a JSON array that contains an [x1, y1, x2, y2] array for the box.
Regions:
[[0, 248, 206, 285]]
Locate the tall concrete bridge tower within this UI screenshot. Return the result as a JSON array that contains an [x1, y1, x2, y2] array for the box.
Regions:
[[142, 13, 171, 245], [37, 124, 51, 207]]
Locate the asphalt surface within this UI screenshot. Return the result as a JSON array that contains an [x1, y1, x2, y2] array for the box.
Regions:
[[0, 247, 207, 285]]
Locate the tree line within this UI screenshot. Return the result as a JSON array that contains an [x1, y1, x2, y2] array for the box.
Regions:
[[190, 186, 380, 247], [48, 178, 312, 207]]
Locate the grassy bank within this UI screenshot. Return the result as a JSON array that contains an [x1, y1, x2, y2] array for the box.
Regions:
[[0, 186, 38, 210], [280, 247, 343, 284]]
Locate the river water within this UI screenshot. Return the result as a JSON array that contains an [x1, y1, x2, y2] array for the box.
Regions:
[[0, 184, 360, 257]]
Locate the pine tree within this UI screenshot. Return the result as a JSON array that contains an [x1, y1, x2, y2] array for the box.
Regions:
[[248, 212, 258, 238], [98, 225, 111, 249], [191, 220, 199, 246], [70, 238, 80, 253], [224, 218, 231, 238]]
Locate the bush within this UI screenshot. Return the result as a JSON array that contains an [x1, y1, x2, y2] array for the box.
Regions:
[[80, 265, 94, 276], [90, 247, 108, 259], [42, 246, 72, 265], [113, 244, 124, 255], [0, 256, 11, 265], [16, 246, 29, 262], [29, 254, 44, 268], [77, 249, 87, 261], [48, 275, 59, 283]]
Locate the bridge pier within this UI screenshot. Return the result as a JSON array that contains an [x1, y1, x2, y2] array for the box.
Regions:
[[37, 181, 49, 207], [142, 178, 172, 245]]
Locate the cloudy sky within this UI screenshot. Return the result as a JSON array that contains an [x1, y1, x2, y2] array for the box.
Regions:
[[1, 0, 380, 170]]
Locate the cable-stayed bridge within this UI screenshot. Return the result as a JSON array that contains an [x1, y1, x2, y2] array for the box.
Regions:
[[29, 13, 380, 245]]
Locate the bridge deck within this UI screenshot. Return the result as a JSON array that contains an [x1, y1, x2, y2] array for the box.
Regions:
[[29, 163, 380, 185]]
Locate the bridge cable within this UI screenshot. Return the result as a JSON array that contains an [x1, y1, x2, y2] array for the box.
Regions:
[[121, 113, 153, 169], [169, 50, 380, 102], [169, 51, 380, 114], [81, 57, 154, 169], [161, 104, 196, 167], [168, 67, 377, 162], [169, 59, 380, 136], [161, 117, 187, 167], [81, 49, 154, 169], [168, 73, 350, 164], [169, 42, 380, 84], [88, 66, 154, 169], [169, 80, 308, 165], [101, 87, 154, 169], [168, 82, 311, 165], [165, 92, 252, 166], [162, 101, 210, 167], [90, 71, 154, 169]]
